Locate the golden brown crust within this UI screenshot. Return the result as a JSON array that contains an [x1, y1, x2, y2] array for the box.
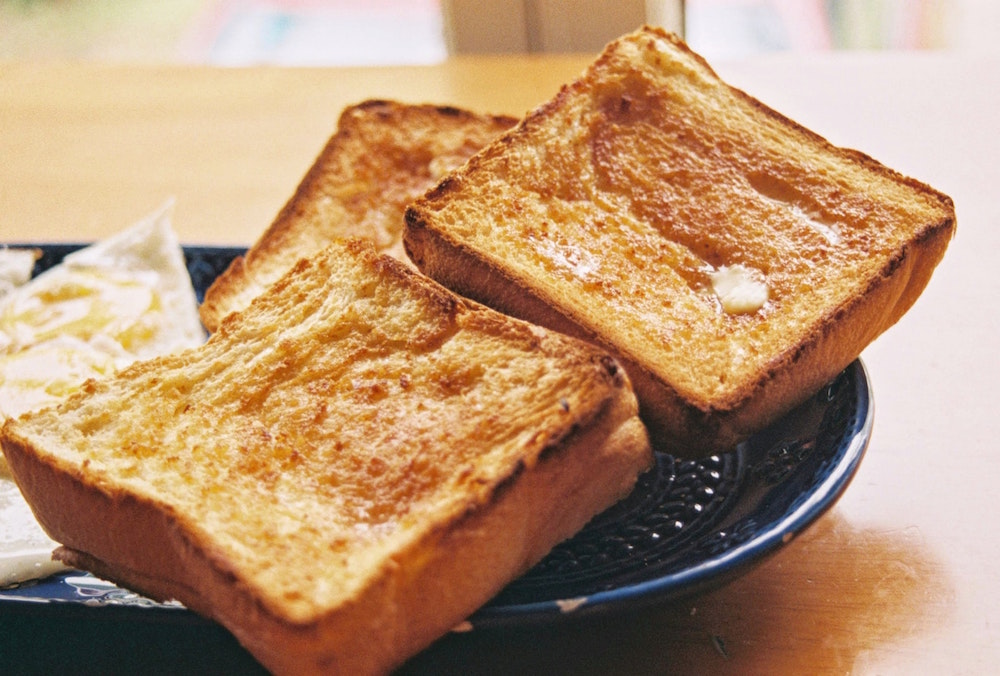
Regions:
[[29, 379, 648, 675], [199, 100, 516, 332], [404, 26, 955, 454], [1, 238, 651, 675]]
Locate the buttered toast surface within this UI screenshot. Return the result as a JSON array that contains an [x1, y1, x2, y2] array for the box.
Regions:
[[1, 239, 651, 675], [405, 27, 955, 453], [200, 100, 516, 331]]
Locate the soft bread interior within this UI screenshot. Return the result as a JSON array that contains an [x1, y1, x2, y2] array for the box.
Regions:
[[405, 27, 955, 452], [200, 100, 516, 331], [2, 239, 651, 675]]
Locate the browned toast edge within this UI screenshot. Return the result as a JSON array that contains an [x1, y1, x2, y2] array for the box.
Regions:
[[404, 27, 956, 453], [199, 100, 517, 332]]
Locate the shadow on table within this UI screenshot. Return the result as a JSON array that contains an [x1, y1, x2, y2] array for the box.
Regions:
[[400, 509, 954, 675]]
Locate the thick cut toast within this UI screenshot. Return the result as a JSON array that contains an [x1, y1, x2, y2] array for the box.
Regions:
[[405, 27, 955, 454], [199, 99, 516, 331], [1, 239, 651, 675]]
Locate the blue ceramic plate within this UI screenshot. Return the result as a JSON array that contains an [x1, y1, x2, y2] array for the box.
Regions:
[[0, 244, 872, 630]]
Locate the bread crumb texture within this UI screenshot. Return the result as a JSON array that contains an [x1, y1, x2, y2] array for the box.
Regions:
[[200, 101, 516, 330], [9, 240, 624, 622], [410, 28, 953, 405]]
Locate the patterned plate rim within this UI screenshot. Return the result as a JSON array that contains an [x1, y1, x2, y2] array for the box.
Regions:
[[469, 359, 872, 627]]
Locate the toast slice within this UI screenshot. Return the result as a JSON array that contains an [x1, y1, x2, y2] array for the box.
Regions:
[[1, 238, 651, 675], [199, 99, 516, 331], [404, 27, 955, 454]]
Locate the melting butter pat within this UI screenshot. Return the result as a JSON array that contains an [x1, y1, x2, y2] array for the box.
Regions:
[[710, 264, 768, 314]]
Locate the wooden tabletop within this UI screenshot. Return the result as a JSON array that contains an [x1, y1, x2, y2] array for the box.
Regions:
[[1, 52, 997, 674]]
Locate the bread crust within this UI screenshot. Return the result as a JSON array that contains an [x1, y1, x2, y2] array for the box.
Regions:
[[1, 239, 651, 675], [199, 100, 516, 331], [6, 386, 646, 675], [405, 201, 953, 451], [404, 27, 955, 454]]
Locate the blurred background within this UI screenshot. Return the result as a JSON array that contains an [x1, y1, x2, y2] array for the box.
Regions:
[[0, 0, 997, 65]]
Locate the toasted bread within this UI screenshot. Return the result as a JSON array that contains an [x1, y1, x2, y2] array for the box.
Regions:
[[404, 27, 955, 454], [1, 238, 651, 675], [199, 100, 516, 331]]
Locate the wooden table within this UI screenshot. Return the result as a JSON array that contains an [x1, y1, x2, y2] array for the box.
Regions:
[[1, 52, 997, 674]]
